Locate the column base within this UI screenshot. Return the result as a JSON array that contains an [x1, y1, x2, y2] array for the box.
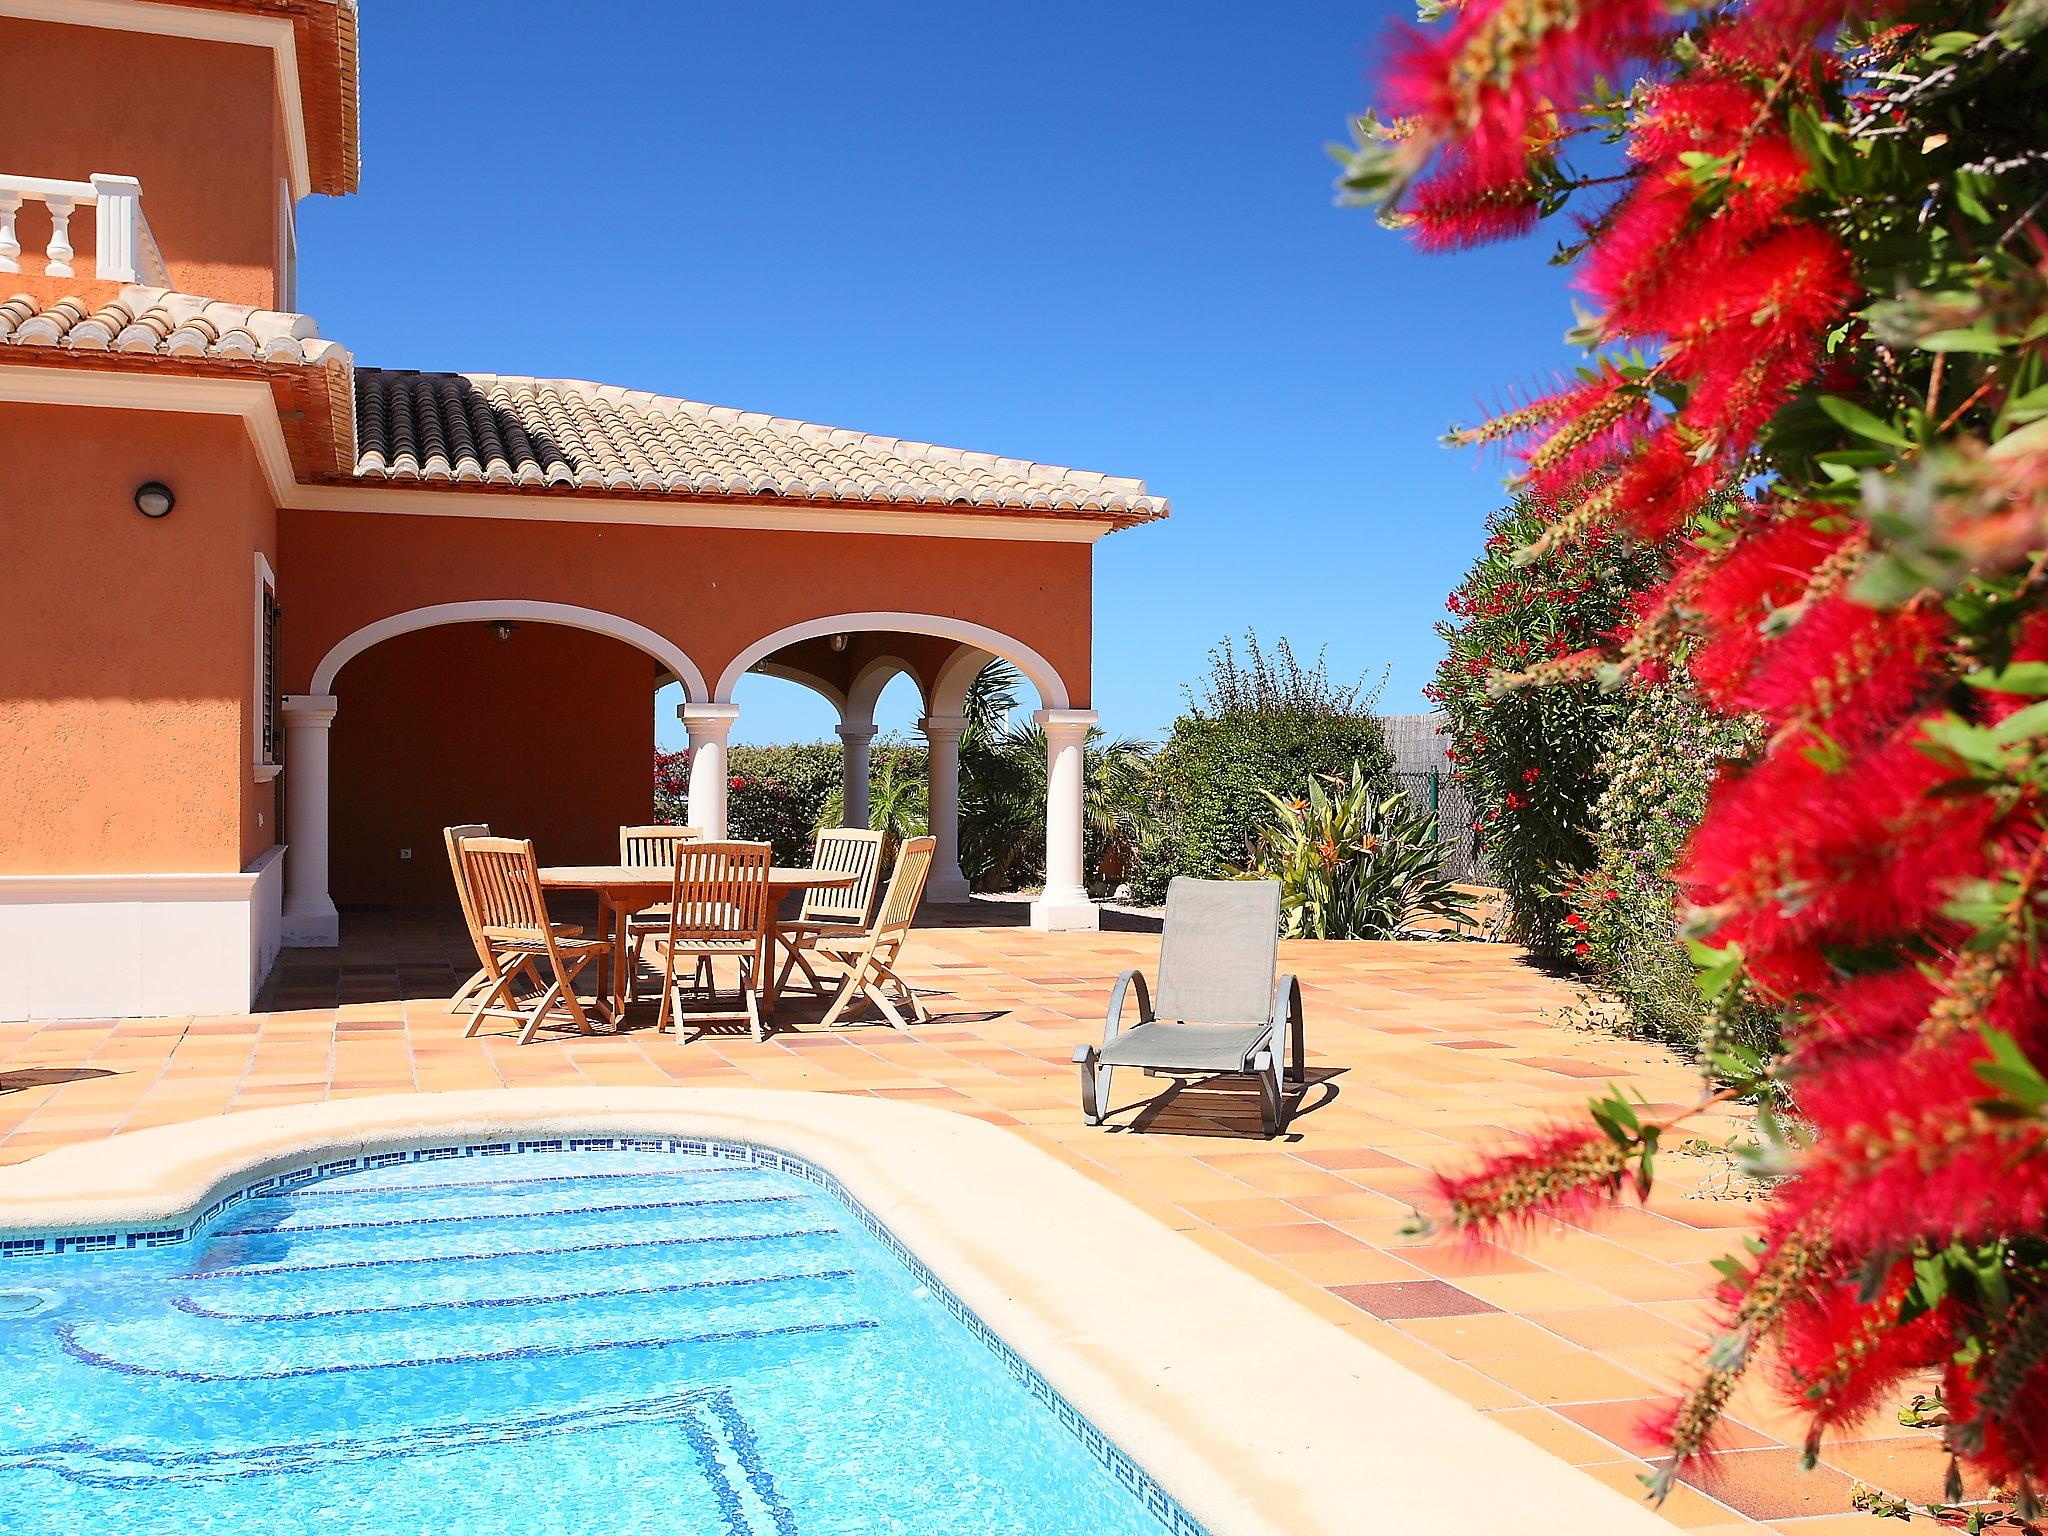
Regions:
[[925, 872, 973, 905], [281, 896, 340, 948], [1030, 888, 1100, 931]]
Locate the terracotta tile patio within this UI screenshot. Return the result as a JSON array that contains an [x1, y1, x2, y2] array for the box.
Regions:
[[0, 908, 1935, 1533]]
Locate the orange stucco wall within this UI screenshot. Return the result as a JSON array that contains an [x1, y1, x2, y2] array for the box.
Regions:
[[0, 17, 291, 309], [326, 624, 656, 905], [277, 508, 1095, 709], [0, 402, 276, 875]]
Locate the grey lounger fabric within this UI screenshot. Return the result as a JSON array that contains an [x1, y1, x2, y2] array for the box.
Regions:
[[1073, 878, 1306, 1137]]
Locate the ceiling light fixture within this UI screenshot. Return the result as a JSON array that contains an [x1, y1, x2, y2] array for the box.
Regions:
[[133, 482, 175, 519], [489, 621, 517, 644]]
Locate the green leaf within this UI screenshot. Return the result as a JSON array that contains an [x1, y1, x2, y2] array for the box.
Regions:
[[1965, 663, 2048, 695], [1816, 395, 1915, 449], [1914, 328, 2007, 355]]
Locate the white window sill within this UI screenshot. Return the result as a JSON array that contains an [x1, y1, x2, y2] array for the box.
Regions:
[[254, 763, 283, 783]]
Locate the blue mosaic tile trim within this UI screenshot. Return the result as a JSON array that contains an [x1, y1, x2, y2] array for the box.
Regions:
[[188, 1225, 842, 1282], [0, 1386, 750, 1492], [170, 1266, 857, 1323], [2, 1132, 1214, 1534], [258, 1166, 743, 1200], [55, 1315, 878, 1384], [221, 1189, 795, 1238]]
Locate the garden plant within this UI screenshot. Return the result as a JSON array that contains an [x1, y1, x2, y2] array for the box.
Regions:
[[1250, 762, 1476, 939], [1431, 494, 1668, 954], [1345, 0, 2048, 1505]]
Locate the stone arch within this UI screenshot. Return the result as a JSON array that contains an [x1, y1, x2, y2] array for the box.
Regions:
[[715, 612, 1069, 710], [311, 599, 709, 701]]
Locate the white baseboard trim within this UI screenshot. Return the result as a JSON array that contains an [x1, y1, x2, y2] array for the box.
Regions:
[[0, 847, 286, 1020]]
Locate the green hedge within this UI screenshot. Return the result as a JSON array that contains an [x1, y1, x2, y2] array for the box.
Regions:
[[1130, 712, 1394, 903]]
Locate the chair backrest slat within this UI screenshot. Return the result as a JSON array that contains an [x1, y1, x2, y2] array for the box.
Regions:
[[665, 841, 773, 941], [1152, 878, 1281, 1026], [799, 828, 886, 925], [461, 836, 550, 941], [620, 824, 702, 868], [872, 835, 936, 939], [443, 822, 492, 964]]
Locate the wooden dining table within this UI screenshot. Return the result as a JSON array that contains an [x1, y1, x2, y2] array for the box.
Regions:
[[537, 864, 861, 1024]]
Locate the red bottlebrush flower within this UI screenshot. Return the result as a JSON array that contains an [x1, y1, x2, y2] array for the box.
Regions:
[[1380, 0, 1670, 198], [1733, 596, 1949, 744], [1573, 940, 1590, 955], [729, 775, 747, 790], [1432, 1121, 1635, 1237], [1522, 767, 1541, 782], [1403, 145, 1546, 249]]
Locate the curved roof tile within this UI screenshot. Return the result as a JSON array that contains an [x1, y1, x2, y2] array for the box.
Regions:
[[351, 369, 1169, 522]]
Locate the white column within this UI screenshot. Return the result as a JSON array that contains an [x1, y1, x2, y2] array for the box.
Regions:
[[280, 693, 340, 947], [89, 175, 143, 282], [836, 723, 876, 829], [920, 713, 971, 903], [43, 194, 75, 278], [1031, 709, 1099, 931], [682, 702, 741, 839]]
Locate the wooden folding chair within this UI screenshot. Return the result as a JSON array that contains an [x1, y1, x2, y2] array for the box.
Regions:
[[619, 824, 702, 1004], [653, 841, 774, 1042], [776, 827, 887, 996], [458, 836, 610, 1044], [814, 835, 937, 1030], [445, 823, 585, 1016]]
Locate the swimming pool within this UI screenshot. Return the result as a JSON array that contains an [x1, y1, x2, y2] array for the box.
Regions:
[[0, 1138, 1202, 1535]]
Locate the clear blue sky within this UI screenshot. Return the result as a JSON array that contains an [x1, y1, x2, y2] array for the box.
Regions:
[[298, 0, 1577, 747]]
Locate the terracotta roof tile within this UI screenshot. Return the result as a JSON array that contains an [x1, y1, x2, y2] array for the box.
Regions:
[[0, 286, 348, 367], [352, 370, 1168, 521]]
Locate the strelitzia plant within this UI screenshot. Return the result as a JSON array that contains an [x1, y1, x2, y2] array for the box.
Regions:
[[1251, 761, 1475, 940]]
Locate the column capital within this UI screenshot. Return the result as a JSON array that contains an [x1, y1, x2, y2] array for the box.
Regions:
[[919, 713, 971, 740], [281, 693, 339, 726], [680, 701, 741, 732], [1032, 708, 1098, 740], [835, 723, 878, 745]]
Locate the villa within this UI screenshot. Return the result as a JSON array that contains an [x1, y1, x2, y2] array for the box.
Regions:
[[0, 0, 1164, 1024]]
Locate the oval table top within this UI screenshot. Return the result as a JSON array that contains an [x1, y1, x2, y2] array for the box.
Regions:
[[538, 864, 860, 893]]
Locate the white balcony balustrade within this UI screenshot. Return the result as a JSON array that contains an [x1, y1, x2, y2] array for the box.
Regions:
[[0, 173, 170, 285]]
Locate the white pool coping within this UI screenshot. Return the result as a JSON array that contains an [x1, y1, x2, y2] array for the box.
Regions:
[[0, 1088, 1675, 1535]]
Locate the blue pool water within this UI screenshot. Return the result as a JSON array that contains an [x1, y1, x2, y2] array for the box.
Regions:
[[0, 1144, 1196, 1535]]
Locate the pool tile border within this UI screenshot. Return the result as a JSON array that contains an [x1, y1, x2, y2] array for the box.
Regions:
[[0, 1132, 1211, 1536]]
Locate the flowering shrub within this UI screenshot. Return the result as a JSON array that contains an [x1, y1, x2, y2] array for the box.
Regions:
[[1431, 495, 1667, 953], [1571, 680, 1770, 1055], [1133, 634, 1395, 903], [1251, 762, 1476, 938], [1345, 0, 2048, 1504]]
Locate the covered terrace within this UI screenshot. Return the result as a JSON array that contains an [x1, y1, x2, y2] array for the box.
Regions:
[[270, 366, 1168, 945]]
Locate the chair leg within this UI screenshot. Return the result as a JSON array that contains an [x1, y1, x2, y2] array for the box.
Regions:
[[818, 962, 867, 1028], [1074, 1045, 1112, 1126], [557, 955, 597, 1035], [451, 965, 491, 1011], [518, 980, 566, 1045], [1253, 1048, 1282, 1137], [870, 957, 929, 1023], [743, 980, 764, 1044]]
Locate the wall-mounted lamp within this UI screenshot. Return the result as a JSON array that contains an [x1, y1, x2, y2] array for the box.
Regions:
[[134, 482, 175, 519], [489, 621, 517, 644], [828, 632, 849, 652]]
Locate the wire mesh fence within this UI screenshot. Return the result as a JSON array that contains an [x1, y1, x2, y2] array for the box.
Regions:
[[1393, 768, 1487, 884]]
